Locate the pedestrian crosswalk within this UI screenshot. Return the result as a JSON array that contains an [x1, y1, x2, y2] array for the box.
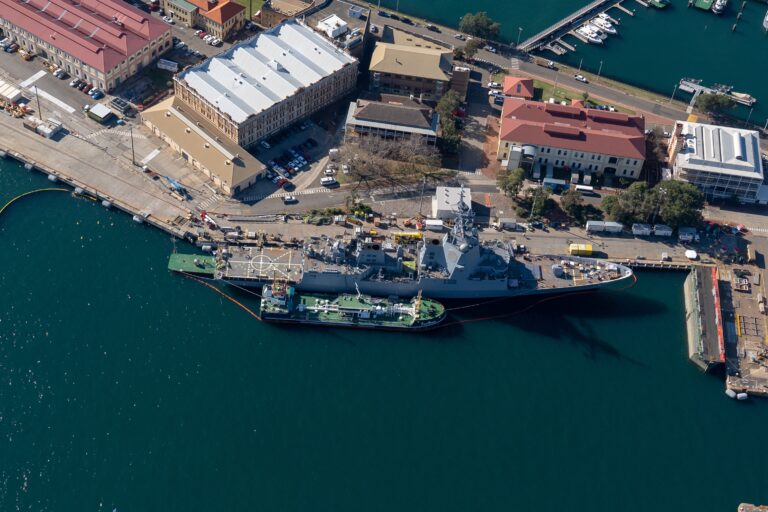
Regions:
[[240, 186, 332, 202], [747, 227, 768, 234], [509, 57, 520, 71], [84, 128, 147, 141], [197, 194, 222, 210]]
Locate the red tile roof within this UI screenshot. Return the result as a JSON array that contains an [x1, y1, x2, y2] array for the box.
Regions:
[[499, 99, 646, 160], [0, 0, 170, 74], [503, 76, 534, 99], [201, 0, 245, 24]]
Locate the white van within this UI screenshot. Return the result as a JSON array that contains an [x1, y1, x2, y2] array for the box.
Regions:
[[320, 177, 337, 186]]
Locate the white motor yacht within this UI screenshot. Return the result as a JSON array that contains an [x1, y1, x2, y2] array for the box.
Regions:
[[586, 24, 609, 40], [576, 26, 603, 44], [592, 17, 617, 34]]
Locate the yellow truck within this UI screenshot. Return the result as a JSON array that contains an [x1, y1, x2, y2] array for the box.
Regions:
[[569, 243, 593, 256]]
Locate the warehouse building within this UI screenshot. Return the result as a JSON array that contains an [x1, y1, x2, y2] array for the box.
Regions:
[[142, 98, 267, 196], [0, 0, 171, 91], [174, 19, 358, 147], [667, 121, 765, 203]]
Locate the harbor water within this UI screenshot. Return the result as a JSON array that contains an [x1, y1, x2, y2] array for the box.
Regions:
[[381, 0, 768, 124], [3, 161, 768, 509]]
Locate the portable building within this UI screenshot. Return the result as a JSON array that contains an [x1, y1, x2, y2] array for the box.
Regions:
[[632, 223, 652, 236], [586, 220, 605, 234], [603, 221, 624, 234], [678, 227, 697, 243], [654, 224, 673, 237]]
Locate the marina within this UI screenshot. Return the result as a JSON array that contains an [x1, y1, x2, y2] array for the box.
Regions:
[[678, 78, 757, 107]]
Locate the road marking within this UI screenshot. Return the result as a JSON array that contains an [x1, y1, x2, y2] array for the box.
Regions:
[[19, 70, 47, 88], [29, 88, 75, 114], [509, 57, 520, 71], [140, 148, 161, 165]]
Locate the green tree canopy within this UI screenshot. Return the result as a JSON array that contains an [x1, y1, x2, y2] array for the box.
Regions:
[[529, 186, 553, 219], [559, 189, 583, 219], [462, 38, 483, 60], [436, 90, 461, 120], [459, 12, 501, 40], [497, 167, 526, 197], [655, 180, 705, 228], [695, 93, 736, 114]]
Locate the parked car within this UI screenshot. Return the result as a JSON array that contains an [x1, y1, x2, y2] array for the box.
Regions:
[[282, 195, 298, 204], [454, 33, 465, 40], [320, 176, 337, 186], [162, 15, 174, 24], [484, 45, 497, 53], [82, 84, 93, 94], [70, 78, 81, 87], [378, 10, 389, 17], [90, 90, 104, 100], [324, 168, 336, 176], [195, 29, 204, 35], [5, 43, 19, 53], [487, 81, 502, 89], [77, 81, 87, 90], [426, 24, 440, 32], [574, 74, 589, 83], [370, 24, 379, 33], [400, 17, 412, 25]]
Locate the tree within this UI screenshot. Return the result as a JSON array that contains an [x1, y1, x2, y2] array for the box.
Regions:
[[601, 195, 619, 218], [497, 167, 525, 197], [459, 12, 501, 40], [560, 189, 583, 219], [581, 91, 589, 102], [462, 38, 482, 60], [695, 93, 736, 114], [439, 121, 461, 154], [655, 180, 704, 228], [452, 47, 465, 61], [529, 186, 553, 219], [436, 90, 461, 121]]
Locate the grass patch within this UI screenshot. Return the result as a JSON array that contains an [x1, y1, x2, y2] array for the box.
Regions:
[[234, 0, 264, 19]]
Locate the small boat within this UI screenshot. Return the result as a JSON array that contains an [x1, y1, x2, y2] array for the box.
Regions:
[[576, 26, 603, 44], [591, 17, 617, 34], [737, 392, 748, 400], [260, 282, 447, 331], [585, 24, 608, 40], [648, 0, 670, 8], [731, 91, 757, 106], [725, 388, 737, 399], [712, 0, 727, 14], [763, 9, 768, 31]]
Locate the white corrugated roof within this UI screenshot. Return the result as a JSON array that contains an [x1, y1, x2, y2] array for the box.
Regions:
[[178, 20, 356, 124], [676, 121, 763, 179]]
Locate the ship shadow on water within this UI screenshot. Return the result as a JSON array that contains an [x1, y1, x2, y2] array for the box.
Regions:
[[436, 290, 668, 365]]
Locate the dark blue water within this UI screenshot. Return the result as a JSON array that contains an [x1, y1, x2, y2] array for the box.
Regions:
[[3, 159, 768, 510]]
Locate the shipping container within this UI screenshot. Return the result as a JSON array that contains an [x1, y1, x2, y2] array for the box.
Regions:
[[603, 221, 624, 234], [569, 243, 593, 256], [653, 224, 673, 237], [678, 227, 697, 243]]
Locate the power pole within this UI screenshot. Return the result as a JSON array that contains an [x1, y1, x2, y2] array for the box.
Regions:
[[34, 85, 42, 120], [597, 60, 603, 83], [130, 125, 136, 166], [669, 84, 678, 104], [417, 175, 427, 217]]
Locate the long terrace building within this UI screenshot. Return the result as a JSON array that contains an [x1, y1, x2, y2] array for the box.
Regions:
[[174, 19, 358, 148], [0, 0, 172, 91], [497, 99, 646, 181]]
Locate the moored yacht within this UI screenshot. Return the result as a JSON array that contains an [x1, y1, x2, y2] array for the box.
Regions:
[[576, 25, 603, 44], [591, 17, 617, 34]]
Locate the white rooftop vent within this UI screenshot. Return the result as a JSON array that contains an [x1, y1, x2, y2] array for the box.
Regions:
[[269, 59, 285, 72]]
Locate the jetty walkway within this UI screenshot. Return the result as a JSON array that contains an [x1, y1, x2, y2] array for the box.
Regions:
[[518, 0, 620, 52]]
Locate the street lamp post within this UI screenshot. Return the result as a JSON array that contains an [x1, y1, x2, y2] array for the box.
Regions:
[[669, 84, 677, 104], [764, 118, 768, 131], [597, 60, 603, 83], [577, 57, 583, 74], [516, 27, 524, 47], [130, 125, 136, 166], [746, 107, 754, 127], [33, 85, 42, 120]]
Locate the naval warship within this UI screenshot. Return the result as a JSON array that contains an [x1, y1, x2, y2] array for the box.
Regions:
[[169, 189, 634, 300]]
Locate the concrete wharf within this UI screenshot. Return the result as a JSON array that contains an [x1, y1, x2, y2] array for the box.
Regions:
[[518, 0, 628, 52]]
